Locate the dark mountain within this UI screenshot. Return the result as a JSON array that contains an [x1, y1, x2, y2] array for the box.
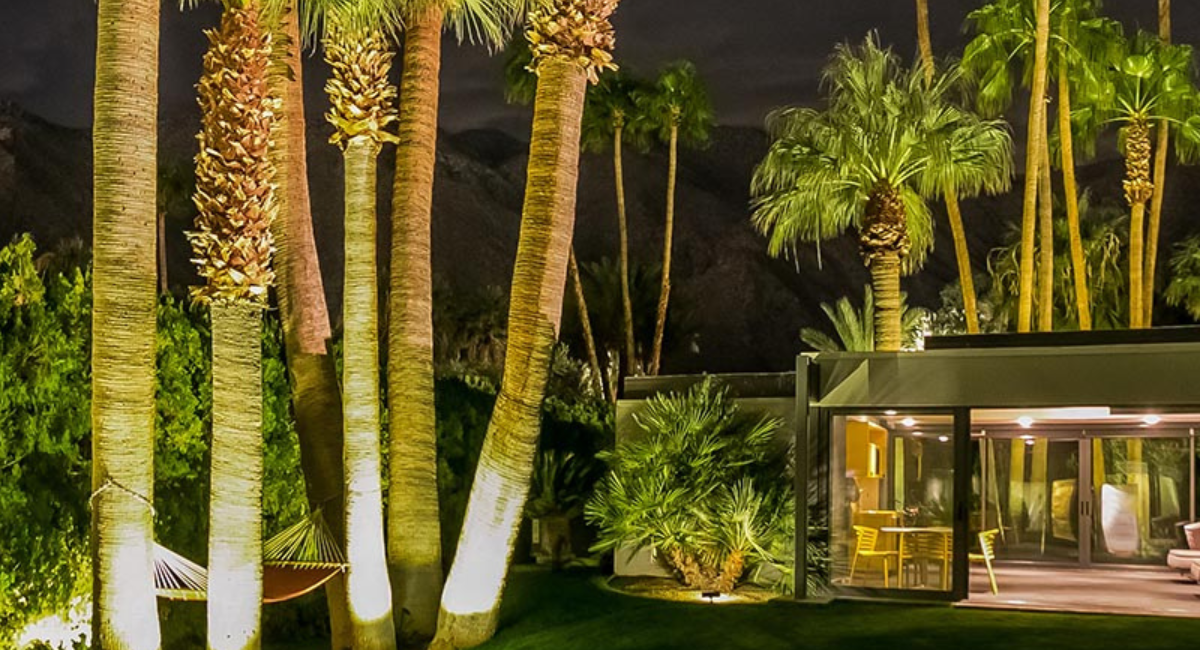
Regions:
[[3, 101, 1199, 373]]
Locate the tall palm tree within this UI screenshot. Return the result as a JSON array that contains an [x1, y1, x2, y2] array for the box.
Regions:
[[582, 70, 649, 374], [90, 0, 161, 644], [752, 36, 1013, 351], [568, 248, 605, 396], [323, 13, 400, 649], [640, 62, 713, 375], [384, 0, 519, 638], [1076, 31, 1200, 328], [1144, 0, 1171, 326], [264, 0, 350, 641], [432, 1, 620, 647], [188, 4, 277, 648], [914, 0, 982, 336]]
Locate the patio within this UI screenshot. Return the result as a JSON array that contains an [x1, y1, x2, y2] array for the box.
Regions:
[[962, 563, 1200, 618]]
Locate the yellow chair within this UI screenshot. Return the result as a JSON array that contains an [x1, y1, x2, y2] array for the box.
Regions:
[[850, 525, 898, 587], [902, 531, 953, 590], [969, 529, 1000, 595]]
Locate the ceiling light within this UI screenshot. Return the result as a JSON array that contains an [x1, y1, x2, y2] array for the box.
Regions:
[[1025, 439, 1035, 446], [1020, 434, 1034, 440], [1017, 416, 1034, 429], [938, 435, 950, 443], [902, 417, 917, 427], [912, 431, 924, 437], [885, 410, 898, 416], [1142, 414, 1162, 426]]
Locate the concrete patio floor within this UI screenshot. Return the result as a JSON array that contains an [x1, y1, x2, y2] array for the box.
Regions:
[[961, 562, 1200, 618]]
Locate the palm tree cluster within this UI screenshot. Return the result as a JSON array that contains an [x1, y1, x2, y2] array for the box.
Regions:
[[89, 0, 631, 648]]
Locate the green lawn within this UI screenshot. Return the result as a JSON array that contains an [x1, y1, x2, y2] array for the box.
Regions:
[[474, 567, 1200, 650], [265, 567, 1200, 650]]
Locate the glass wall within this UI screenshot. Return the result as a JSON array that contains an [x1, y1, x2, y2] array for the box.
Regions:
[[830, 412, 956, 592], [1092, 435, 1192, 564]]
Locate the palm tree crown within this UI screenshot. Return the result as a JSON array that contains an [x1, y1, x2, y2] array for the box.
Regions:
[[752, 34, 1013, 269], [637, 61, 713, 149]]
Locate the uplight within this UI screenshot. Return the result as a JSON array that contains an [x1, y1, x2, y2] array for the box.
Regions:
[[1017, 416, 1034, 429], [1142, 414, 1162, 426], [902, 417, 917, 427]]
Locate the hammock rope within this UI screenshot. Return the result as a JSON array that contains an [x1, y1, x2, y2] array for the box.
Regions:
[[154, 509, 346, 603]]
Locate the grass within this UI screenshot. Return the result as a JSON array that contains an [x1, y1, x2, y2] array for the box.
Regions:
[[474, 567, 1200, 650]]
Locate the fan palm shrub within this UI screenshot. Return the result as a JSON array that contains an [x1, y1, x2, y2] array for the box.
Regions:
[[586, 378, 791, 594], [752, 34, 1013, 351], [1165, 235, 1200, 321], [800, 286, 927, 353]]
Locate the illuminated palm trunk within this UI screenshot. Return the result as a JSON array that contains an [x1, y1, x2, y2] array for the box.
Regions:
[[914, 0, 980, 335], [434, 56, 589, 649], [265, 3, 350, 642], [91, 0, 161, 645], [207, 302, 264, 650], [1058, 63, 1091, 330], [1018, 0, 1051, 333], [861, 185, 908, 352], [342, 136, 397, 649], [386, 6, 445, 638], [570, 247, 605, 396], [1037, 128, 1054, 332], [1125, 118, 1154, 330], [613, 121, 636, 373], [649, 119, 678, 375], [1144, 0, 1172, 326]]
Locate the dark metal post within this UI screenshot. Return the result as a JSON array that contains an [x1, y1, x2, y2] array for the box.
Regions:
[[794, 355, 812, 599], [952, 407, 971, 601]]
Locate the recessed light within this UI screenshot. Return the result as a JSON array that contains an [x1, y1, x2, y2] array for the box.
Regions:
[[1025, 439, 1035, 446], [938, 435, 950, 443], [902, 417, 917, 427], [1020, 434, 1034, 440], [1017, 416, 1034, 429], [885, 410, 898, 416], [912, 431, 924, 437], [1142, 414, 1162, 426]]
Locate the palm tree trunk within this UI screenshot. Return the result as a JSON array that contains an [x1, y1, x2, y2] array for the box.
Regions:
[[913, 0, 980, 335], [208, 301, 264, 650], [1018, 0, 1052, 333], [649, 121, 678, 375], [1058, 63, 1091, 330], [1144, 0, 1172, 327], [914, 0, 934, 84], [614, 124, 636, 375], [91, 0, 161, 645], [433, 56, 587, 650], [158, 209, 168, 294], [386, 6, 444, 638], [870, 254, 903, 352], [342, 137, 397, 650], [569, 248, 604, 396], [1126, 118, 1153, 330], [266, 5, 350, 644], [1037, 121, 1054, 332]]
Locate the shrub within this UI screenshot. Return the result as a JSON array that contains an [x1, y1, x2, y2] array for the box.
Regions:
[[586, 378, 793, 593]]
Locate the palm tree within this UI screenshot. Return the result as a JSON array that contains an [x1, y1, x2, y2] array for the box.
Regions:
[[90, 0, 161, 644], [752, 35, 1013, 351], [582, 70, 650, 374], [264, 0, 350, 641], [432, 1, 620, 647], [914, 0, 982, 336], [188, 3, 277, 648], [800, 285, 927, 352], [568, 249, 605, 396], [963, 0, 1051, 333], [640, 62, 713, 375], [323, 13, 400, 649], [1076, 31, 1200, 328], [1144, 0, 1172, 326], [384, 0, 519, 638]]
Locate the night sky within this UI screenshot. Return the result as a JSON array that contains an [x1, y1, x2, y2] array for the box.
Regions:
[[3, 1, 1200, 135]]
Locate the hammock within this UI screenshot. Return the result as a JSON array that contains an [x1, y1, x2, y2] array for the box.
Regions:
[[154, 509, 346, 604]]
